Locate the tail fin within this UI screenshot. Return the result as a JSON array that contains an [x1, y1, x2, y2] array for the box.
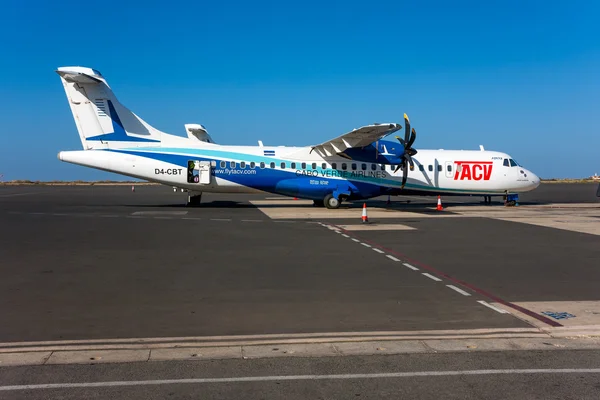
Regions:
[[56, 66, 163, 149]]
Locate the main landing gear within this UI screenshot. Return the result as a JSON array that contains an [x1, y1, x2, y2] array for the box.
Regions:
[[187, 192, 202, 207], [324, 194, 340, 209], [483, 195, 492, 204]]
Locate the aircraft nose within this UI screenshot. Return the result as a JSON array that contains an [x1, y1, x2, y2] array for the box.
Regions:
[[528, 170, 540, 189]]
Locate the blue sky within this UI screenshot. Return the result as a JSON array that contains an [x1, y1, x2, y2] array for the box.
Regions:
[[0, 0, 598, 180]]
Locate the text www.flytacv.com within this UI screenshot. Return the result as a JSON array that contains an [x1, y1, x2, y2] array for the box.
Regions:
[[214, 169, 257, 175]]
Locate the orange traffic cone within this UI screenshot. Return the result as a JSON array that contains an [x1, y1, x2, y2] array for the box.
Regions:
[[362, 203, 369, 223], [131, 185, 135, 192], [436, 195, 443, 211]]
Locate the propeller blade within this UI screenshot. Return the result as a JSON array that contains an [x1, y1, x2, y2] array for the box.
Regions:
[[407, 128, 417, 148], [401, 163, 408, 188], [394, 164, 401, 173], [403, 113, 411, 145]]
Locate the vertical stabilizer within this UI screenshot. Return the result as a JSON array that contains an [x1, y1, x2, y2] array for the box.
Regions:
[[56, 66, 163, 149]]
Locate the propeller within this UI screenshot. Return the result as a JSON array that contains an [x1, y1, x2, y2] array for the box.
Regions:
[[394, 113, 418, 188]]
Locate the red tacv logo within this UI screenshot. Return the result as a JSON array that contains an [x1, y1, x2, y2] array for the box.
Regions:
[[454, 161, 493, 181]]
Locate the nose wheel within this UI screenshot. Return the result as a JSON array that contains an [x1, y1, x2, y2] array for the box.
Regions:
[[324, 194, 340, 209]]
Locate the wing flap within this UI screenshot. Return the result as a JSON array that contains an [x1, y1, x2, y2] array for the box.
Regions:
[[311, 123, 402, 157]]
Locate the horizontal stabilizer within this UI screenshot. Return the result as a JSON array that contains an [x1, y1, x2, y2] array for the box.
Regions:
[[56, 67, 104, 84]]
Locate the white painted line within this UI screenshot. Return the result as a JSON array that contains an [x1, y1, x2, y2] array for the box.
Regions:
[[446, 285, 471, 296], [2, 369, 600, 391], [360, 243, 372, 248], [210, 219, 231, 221], [341, 234, 350, 238], [372, 248, 385, 254], [351, 238, 360, 242], [422, 273, 442, 282], [402, 263, 419, 271], [478, 300, 509, 314], [386, 255, 401, 262]]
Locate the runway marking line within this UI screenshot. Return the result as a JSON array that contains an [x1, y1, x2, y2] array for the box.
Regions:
[[403, 263, 419, 271], [422, 273, 442, 282], [446, 285, 471, 296], [341, 234, 350, 238], [324, 223, 562, 327], [2, 369, 600, 391], [372, 248, 385, 254], [386, 255, 401, 262], [478, 301, 509, 314], [360, 243, 372, 248]]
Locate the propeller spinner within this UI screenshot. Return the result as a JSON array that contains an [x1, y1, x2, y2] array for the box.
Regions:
[[393, 113, 418, 189]]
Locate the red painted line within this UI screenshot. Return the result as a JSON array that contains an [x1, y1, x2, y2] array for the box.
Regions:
[[328, 224, 562, 328]]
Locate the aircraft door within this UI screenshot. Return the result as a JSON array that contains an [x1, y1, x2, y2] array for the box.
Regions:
[[187, 160, 212, 184], [444, 161, 454, 179]]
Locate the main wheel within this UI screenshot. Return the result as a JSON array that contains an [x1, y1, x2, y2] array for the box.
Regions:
[[324, 194, 340, 209]]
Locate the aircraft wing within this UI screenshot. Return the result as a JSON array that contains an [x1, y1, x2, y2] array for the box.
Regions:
[[310, 123, 402, 157]]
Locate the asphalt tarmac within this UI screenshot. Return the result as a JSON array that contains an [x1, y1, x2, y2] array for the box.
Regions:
[[0, 185, 527, 342], [0, 183, 598, 398], [1, 351, 600, 399]]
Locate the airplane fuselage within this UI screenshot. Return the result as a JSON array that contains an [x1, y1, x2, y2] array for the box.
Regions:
[[59, 140, 540, 200]]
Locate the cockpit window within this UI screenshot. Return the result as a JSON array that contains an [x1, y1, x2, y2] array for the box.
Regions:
[[509, 159, 517, 167], [503, 159, 509, 167], [91, 69, 103, 77]]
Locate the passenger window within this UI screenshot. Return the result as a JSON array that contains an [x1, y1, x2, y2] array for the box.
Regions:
[[428, 165, 433, 172], [503, 159, 509, 167], [220, 161, 226, 168], [381, 164, 385, 171], [312, 163, 317, 169], [447, 165, 452, 172], [419, 165, 424, 171], [332, 163, 337, 169], [280, 162, 286, 169], [270, 162, 275, 169], [361, 163, 367, 170], [342, 163, 347, 170], [351, 163, 357, 170], [301, 162, 306, 169], [250, 162, 256, 169], [371, 164, 377, 171], [291, 162, 296, 169], [211, 160, 217, 167], [437, 165, 442, 172], [230, 161, 236, 168], [240, 161, 246, 168], [260, 162, 265, 169], [322, 163, 327, 169], [509, 159, 517, 167]]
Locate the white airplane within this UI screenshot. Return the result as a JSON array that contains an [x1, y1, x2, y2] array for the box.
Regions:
[[56, 66, 540, 208]]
